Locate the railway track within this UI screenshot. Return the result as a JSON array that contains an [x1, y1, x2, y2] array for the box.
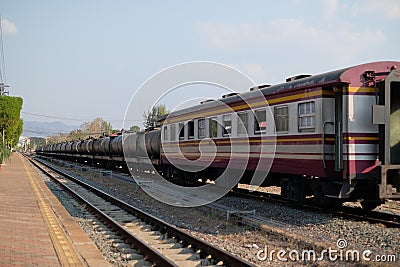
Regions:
[[26, 155, 255, 267], [231, 187, 400, 228], [36, 155, 400, 229]]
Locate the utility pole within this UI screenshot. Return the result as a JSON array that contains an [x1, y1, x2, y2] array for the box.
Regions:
[[0, 83, 8, 164], [0, 83, 9, 158], [1, 127, 4, 165], [0, 15, 11, 165], [0, 83, 9, 95]]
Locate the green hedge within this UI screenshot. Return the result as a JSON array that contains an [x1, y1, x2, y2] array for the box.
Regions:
[[0, 95, 23, 162]]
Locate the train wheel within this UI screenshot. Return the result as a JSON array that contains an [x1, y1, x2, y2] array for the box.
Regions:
[[360, 200, 381, 211], [313, 184, 341, 210], [314, 186, 327, 207], [280, 176, 305, 203], [280, 178, 289, 199]]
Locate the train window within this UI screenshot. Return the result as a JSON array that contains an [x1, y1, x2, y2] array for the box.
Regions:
[[222, 114, 232, 137], [198, 119, 206, 139], [179, 122, 185, 140], [254, 109, 267, 135], [237, 112, 248, 135], [298, 101, 315, 132], [274, 106, 288, 132], [188, 120, 195, 139], [209, 117, 218, 138], [163, 126, 168, 141], [170, 124, 176, 141]]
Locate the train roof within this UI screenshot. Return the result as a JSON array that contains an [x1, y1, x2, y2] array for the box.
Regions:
[[165, 61, 399, 120], [257, 67, 348, 95]]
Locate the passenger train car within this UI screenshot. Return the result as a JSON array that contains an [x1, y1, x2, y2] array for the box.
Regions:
[[37, 61, 400, 209]]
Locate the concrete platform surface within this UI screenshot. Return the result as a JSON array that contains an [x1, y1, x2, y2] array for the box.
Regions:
[[0, 153, 110, 266]]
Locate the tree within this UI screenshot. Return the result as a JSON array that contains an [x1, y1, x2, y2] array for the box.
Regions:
[[129, 125, 141, 133], [47, 133, 69, 144], [47, 117, 114, 142], [29, 137, 46, 150], [80, 117, 113, 138], [143, 104, 168, 130], [0, 96, 23, 162], [69, 129, 86, 141]]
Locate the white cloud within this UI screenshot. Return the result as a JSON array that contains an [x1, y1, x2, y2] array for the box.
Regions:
[[352, 0, 400, 19], [196, 19, 386, 64], [323, 0, 339, 19], [1, 19, 17, 34], [225, 62, 267, 84], [242, 63, 265, 77]]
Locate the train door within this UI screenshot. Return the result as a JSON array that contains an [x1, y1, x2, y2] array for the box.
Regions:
[[322, 86, 343, 172], [389, 81, 400, 164], [375, 69, 400, 199], [334, 89, 343, 171], [380, 70, 400, 165]]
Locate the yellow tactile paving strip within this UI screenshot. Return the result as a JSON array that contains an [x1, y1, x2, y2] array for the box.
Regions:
[[20, 153, 85, 267]]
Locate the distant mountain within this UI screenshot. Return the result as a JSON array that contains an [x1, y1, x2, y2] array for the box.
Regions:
[[23, 121, 79, 138]]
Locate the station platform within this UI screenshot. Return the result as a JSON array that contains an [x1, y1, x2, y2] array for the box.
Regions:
[[0, 153, 109, 267]]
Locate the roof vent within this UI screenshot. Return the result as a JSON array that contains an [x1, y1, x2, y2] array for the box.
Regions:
[[250, 84, 271, 91], [200, 99, 215, 104], [221, 92, 238, 99], [286, 74, 311, 82]]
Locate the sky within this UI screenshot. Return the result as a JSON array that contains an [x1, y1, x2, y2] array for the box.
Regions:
[[1, 0, 399, 135]]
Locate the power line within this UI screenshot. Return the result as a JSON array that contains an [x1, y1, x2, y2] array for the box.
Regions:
[[0, 13, 6, 84], [21, 111, 89, 121], [21, 111, 144, 123], [0, 13, 9, 96], [23, 126, 72, 134], [23, 129, 70, 135]]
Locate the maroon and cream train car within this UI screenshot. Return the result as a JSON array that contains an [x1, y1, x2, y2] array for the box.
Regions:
[[160, 61, 400, 208]]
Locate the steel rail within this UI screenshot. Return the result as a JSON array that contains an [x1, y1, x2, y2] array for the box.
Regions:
[[25, 154, 177, 267], [27, 155, 255, 267], [231, 187, 400, 228]]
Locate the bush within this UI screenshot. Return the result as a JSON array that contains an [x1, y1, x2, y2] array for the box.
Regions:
[[0, 95, 23, 163]]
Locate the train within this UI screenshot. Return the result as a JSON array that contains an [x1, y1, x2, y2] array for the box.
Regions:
[[36, 61, 400, 210]]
